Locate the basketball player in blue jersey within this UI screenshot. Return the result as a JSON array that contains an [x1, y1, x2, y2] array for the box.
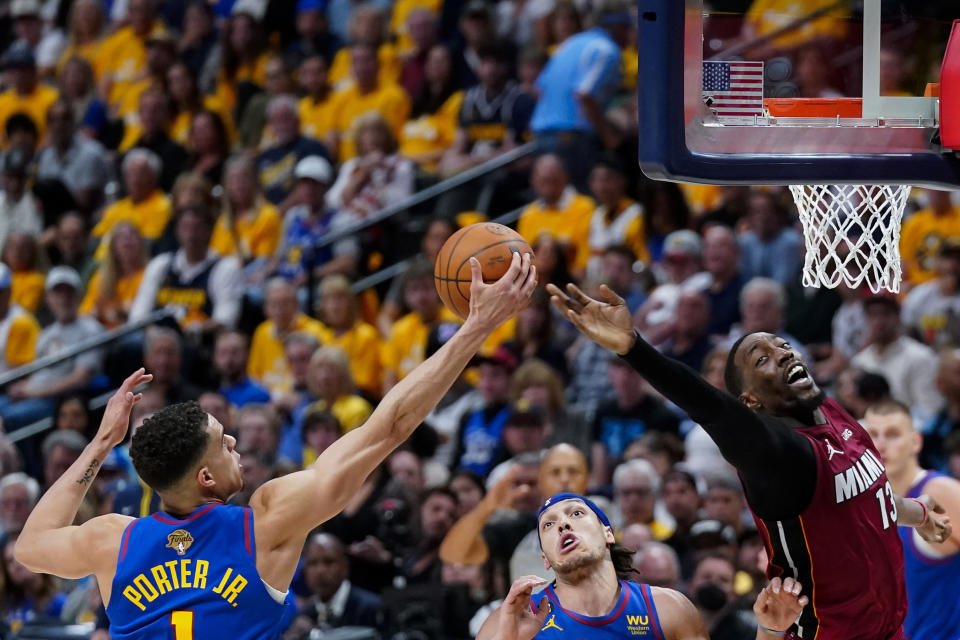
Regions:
[[864, 400, 960, 640], [478, 493, 809, 640], [13, 252, 538, 639]]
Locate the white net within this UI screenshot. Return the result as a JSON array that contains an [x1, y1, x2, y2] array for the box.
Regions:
[[788, 184, 912, 294]]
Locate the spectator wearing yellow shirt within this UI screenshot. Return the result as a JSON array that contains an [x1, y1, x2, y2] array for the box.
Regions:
[[315, 275, 382, 399], [901, 190, 960, 287], [0, 43, 58, 148], [586, 155, 649, 281], [92, 149, 173, 257], [114, 25, 178, 127], [399, 44, 463, 172], [211, 157, 282, 263], [517, 154, 595, 276], [303, 345, 373, 432], [2, 232, 45, 314], [328, 5, 401, 91], [79, 222, 146, 328], [0, 264, 39, 373], [298, 408, 342, 468], [327, 43, 410, 161], [211, 9, 273, 115], [298, 56, 337, 143], [93, 0, 158, 108], [166, 61, 234, 149], [249, 278, 326, 395], [55, 0, 104, 75], [382, 258, 458, 392]]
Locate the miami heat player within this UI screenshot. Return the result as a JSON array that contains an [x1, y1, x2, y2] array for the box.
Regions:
[[548, 283, 951, 640]]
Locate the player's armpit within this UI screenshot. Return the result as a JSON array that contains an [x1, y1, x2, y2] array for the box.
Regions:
[[650, 587, 710, 640], [14, 513, 131, 581]]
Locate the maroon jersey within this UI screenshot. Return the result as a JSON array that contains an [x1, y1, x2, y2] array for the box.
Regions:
[[749, 399, 907, 640]]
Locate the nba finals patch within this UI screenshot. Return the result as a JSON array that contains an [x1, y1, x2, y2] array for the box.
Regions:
[[166, 529, 194, 556]]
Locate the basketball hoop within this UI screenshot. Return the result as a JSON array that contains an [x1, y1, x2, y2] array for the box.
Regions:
[[788, 184, 912, 294]]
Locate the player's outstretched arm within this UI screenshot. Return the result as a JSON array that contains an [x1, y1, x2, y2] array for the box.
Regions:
[[476, 575, 550, 640], [250, 254, 536, 567], [895, 492, 953, 545], [14, 370, 149, 580]]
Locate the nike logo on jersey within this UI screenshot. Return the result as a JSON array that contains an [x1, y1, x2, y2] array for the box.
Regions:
[[541, 615, 564, 631], [834, 449, 886, 503]]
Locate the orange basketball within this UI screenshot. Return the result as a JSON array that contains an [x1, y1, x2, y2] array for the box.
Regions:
[[434, 222, 534, 319]]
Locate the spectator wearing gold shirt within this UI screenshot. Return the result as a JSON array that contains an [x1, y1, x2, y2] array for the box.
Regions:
[[0, 43, 58, 148], [315, 275, 382, 400]]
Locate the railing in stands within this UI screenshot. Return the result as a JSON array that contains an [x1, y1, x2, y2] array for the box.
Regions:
[[349, 205, 525, 293]]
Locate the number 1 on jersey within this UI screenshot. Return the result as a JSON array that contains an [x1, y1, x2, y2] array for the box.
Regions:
[[170, 610, 194, 640], [875, 481, 898, 530]]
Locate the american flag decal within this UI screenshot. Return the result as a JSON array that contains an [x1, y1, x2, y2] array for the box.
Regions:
[[702, 61, 764, 116]]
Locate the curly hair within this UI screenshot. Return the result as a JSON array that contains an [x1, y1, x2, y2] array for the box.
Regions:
[[130, 401, 210, 492]]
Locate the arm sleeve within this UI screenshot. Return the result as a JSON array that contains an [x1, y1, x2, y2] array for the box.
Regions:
[[620, 331, 817, 519]]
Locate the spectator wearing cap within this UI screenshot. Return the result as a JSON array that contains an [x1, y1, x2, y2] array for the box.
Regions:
[[852, 294, 941, 419], [495, 403, 549, 466], [316, 274, 382, 398], [328, 5, 401, 91], [0, 266, 103, 433], [440, 39, 535, 181], [210, 155, 282, 264], [517, 154, 596, 276], [587, 155, 650, 280], [249, 278, 325, 395], [0, 264, 39, 375], [297, 55, 337, 143], [93, 0, 161, 110], [902, 242, 960, 350], [257, 95, 333, 207], [271, 155, 359, 285], [528, 0, 630, 190], [737, 190, 803, 287], [2, 232, 45, 314], [92, 148, 173, 257], [130, 206, 244, 332], [724, 277, 811, 364], [35, 99, 111, 214], [636, 229, 712, 345], [451, 347, 517, 477], [327, 41, 409, 162], [591, 358, 680, 486], [326, 111, 415, 218], [660, 289, 714, 372], [900, 189, 960, 286], [0, 149, 43, 251], [0, 41, 58, 148], [701, 225, 745, 339], [285, 0, 343, 68]]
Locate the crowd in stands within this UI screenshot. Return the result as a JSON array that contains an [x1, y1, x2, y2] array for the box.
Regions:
[[0, 0, 957, 638]]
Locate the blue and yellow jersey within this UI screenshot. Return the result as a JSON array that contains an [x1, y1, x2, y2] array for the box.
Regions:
[[532, 580, 666, 639], [106, 503, 288, 639]]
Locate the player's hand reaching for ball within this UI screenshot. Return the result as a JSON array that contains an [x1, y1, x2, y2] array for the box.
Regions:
[[754, 577, 808, 636], [497, 575, 550, 640], [546, 282, 636, 355], [467, 252, 537, 332], [96, 368, 152, 448], [914, 494, 952, 544]]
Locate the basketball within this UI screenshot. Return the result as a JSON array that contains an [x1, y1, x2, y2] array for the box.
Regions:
[[433, 222, 534, 319]]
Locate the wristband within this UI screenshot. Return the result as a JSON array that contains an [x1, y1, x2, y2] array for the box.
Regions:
[[759, 625, 786, 636], [910, 498, 928, 526]]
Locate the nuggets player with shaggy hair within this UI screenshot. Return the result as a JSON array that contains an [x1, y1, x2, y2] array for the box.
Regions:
[[14, 252, 537, 639]]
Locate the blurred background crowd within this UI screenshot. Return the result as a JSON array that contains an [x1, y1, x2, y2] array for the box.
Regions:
[[0, 0, 957, 638]]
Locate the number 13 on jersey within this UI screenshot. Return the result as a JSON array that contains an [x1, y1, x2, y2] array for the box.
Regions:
[[875, 481, 898, 530]]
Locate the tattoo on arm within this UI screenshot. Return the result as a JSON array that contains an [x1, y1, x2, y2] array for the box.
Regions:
[[77, 459, 100, 486]]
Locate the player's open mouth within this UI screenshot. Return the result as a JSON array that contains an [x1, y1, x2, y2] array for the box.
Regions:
[[785, 363, 812, 388], [559, 533, 579, 554]]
